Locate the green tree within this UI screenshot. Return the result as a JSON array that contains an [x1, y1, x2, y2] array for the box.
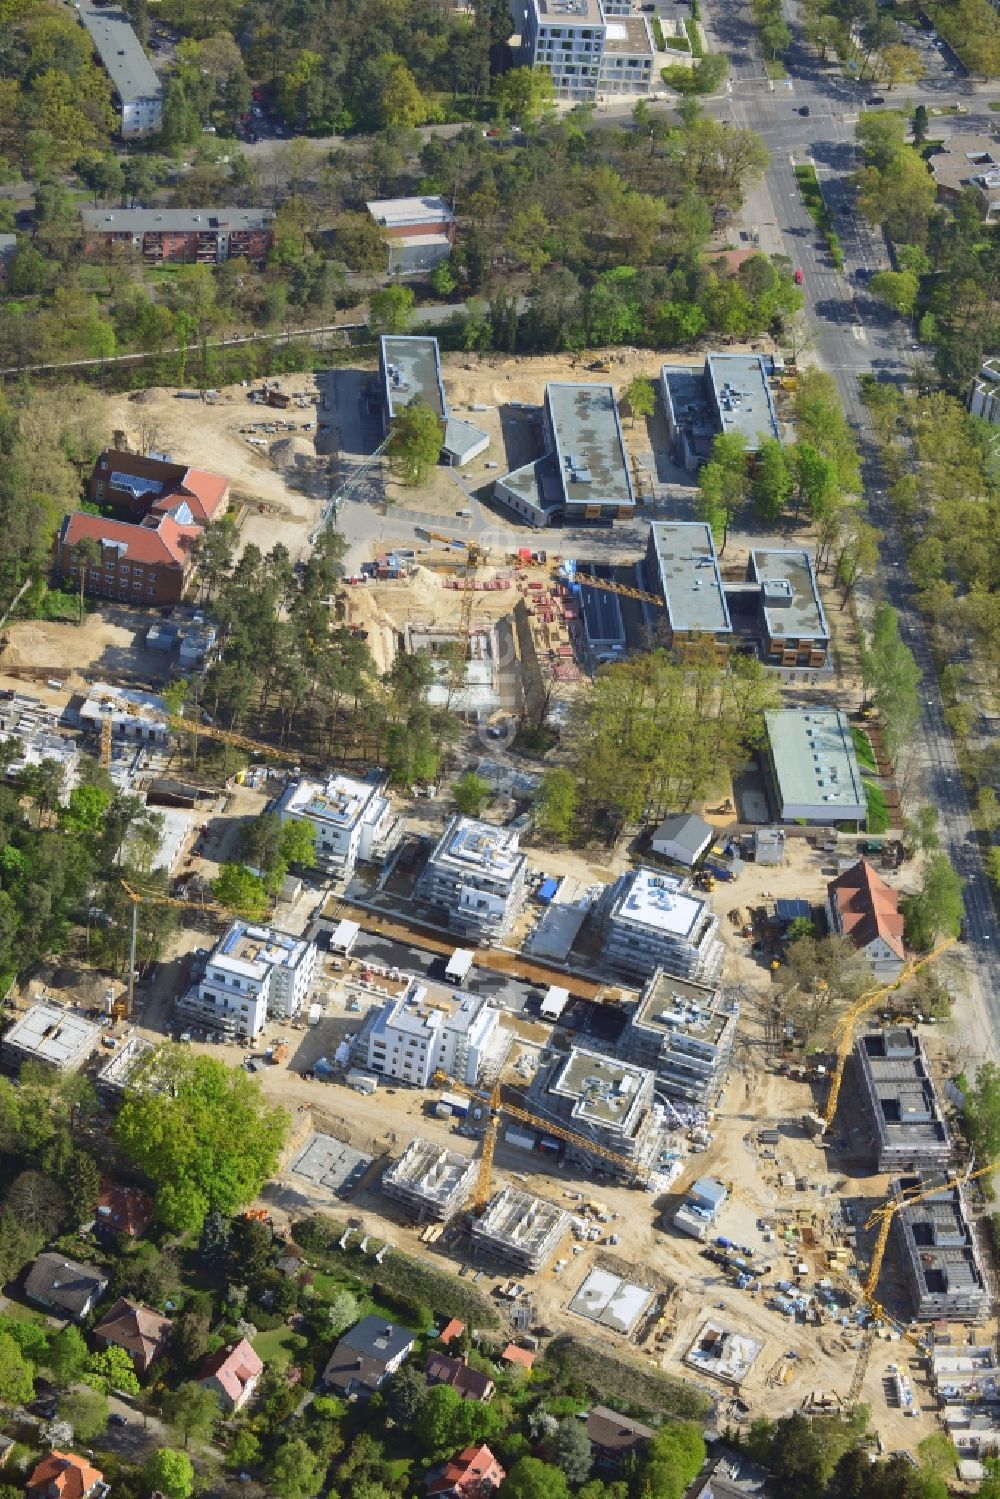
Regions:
[[270, 1436, 327, 1499], [116, 1047, 289, 1232], [986, 847, 1000, 890], [0, 1330, 34, 1405], [978, 787, 1000, 833], [143, 1450, 194, 1499], [912, 103, 928, 146], [964, 1061, 1000, 1159], [387, 401, 443, 487], [903, 805, 940, 856], [47, 1326, 89, 1388], [551, 1418, 593, 1483], [60, 1387, 108, 1441], [752, 437, 793, 523], [869, 269, 919, 318], [901, 852, 964, 949], [162, 1381, 220, 1449], [279, 819, 317, 868], [621, 375, 655, 428], [535, 768, 577, 841], [696, 431, 750, 550], [499, 1458, 569, 1499], [88, 1344, 141, 1396], [493, 67, 555, 126], [453, 771, 491, 815], [211, 863, 270, 918], [636, 1423, 706, 1499], [368, 285, 415, 337], [326, 1288, 360, 1336], [430, 261, 457, 297]]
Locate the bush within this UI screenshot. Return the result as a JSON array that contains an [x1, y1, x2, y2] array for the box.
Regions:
[[685, 17, 703, 54], [543, 1336, 711, 1421]]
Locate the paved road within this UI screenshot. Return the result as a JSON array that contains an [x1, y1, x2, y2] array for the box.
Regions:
[[700, 0, 1000, 1058]]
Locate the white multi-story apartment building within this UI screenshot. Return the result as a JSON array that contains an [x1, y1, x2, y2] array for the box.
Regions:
[[275, 773, 401, 879], [596, 867, 725, 984], [177, 921, 317, 1039], [516, 0, 655, 103], [364, 978, 502, 1087], [416, 816, 527, 946], [79, 3, 163, 138]]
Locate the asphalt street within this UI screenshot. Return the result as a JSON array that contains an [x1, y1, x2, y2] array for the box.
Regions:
[[699, 0, 1000, 1059]]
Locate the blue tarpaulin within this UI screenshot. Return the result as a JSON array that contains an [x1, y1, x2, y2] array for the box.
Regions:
[[776, 898, 811, 924], [537, 879, 559, 904]]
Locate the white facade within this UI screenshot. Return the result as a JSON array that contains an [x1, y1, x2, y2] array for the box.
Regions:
[[518, 0, 655, 102], [416, 815, 528, 945], [366, 978, 501, 1087], [187, 921, 317, 1038], [276, 773, 399, 877]]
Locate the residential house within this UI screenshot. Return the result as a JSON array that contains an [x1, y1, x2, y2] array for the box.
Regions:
[[425, 1352, 496, 1402], [439, 1319, 465, 1347], [500, 1344, 536, 1370], [93, 1298, 171, 1376], [95, 1183, 154, 1243], [177, 920, 318, 1040], [826, 858, 905, 979], [586, 1407, 654, 1474], [198, 1339, 264, 1412], [426, 1446, 506, 1499], [55, 449, 230, 609], [24, 1254, 108, 1320], [275, 772, 400, 880], [27, 1454, 106, 1499], [81, 209, 274, 263], [322, 1316, 417, 1397], [650, 813, 714, 867]]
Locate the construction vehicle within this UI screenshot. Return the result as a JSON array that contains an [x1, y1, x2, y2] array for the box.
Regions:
[[810, 938, 956, 1135], [846, 1158, 999, 1404], [432, 1072, 650, 1211]]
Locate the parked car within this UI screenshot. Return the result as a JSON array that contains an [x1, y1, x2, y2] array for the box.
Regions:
[[109, 1413, 129, 1427], [866, 94, 885, 105]]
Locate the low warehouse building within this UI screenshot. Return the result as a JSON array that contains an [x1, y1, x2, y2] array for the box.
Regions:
[[764, 708, 866, 825]]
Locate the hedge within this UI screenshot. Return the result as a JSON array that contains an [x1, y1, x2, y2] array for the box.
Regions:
[[542, 1335, 712, 1422]]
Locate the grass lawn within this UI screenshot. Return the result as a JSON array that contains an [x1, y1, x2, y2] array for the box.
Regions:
[[0, 1299, 50, 1323], [863, 779, 890, 834], [851, 725, 878, 773], [764, 57, 787, 78], [252, 1326, 309, 1370], [794, 164, 830, 230]]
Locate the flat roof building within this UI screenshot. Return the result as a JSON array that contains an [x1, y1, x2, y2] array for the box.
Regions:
[[968, 356, 1000, 426], [377, 336, 487, 467], [673, 1176, 727, 1239], [177, 921, 317, 1039], [893, 1174, 989, 1323], [416, 815, 528, 946], [96, 1034, 156, 1097], [4, 1001, 101, 1072], [471, 1187, 569, 1272], [275, 773, 400, 879], [528, 1045, 661, 1174], [78, 3, 162, 138], [928, 134, 1000, 221], [660, 354, 780, 471], [381, 1138, 477, 1219], [596, 867, 724, 984], [364, 978, 502, 1088], [516, 0, 655, 103], [764, 709, 866, 824], [644, 527, 829, 670], [623, 970, 738, 1106], [366, 196, 455, 275], [644, 522, 731, 657], [495, 383, 634, 527], [855, 1028, 951, 1172], [0, 695, 80, 795], [78, 683, 170, 747]]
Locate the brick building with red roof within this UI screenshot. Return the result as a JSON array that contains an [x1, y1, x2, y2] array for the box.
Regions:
[[27, 1453, 106, 1499], [826, 857, 906, 979], [54, 448, 230, 607]]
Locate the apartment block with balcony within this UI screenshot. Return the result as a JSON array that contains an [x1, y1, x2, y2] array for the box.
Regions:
[[854, 1028, 952, 1173], [596, 867, 724, 984], [516, 0, 654, 103], [81, 209, 275, 265], [79, 2, 162, 138], [623, 970, 738, 1107], [275, 773, 401, 879], [527, 1045, 661, 1174], [364, 978, 502, 1088], [416, 816, 527, 946], [176, 921, 317, 1039]]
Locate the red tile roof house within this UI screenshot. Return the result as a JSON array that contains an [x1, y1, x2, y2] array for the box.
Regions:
[[198, 1339, 264, 1412], [826, 858, 906, 980], [425, 1351, 495, 1403], [95, 1183, 154, 1243], [27, 1453, 107, 1499], [426, 1446, 505, 1499], [93, 1298, 171, 1376], [54, 449, 230, 609], [439, 1318, 465, 1346]]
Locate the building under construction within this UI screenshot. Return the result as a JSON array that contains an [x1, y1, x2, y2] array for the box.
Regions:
[[381, 1138, 478, 1220], [893, 1174, 990, 1323], [622, 970, 739, 1108], [527, 1045, 661, 1176], [471, 1186, 569, 1271]]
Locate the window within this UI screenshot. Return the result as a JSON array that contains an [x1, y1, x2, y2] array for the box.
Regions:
[[133, 581, 142, 591]]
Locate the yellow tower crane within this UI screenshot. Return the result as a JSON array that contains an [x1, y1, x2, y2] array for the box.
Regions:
[[573, 573, 665, 610], [433, 1072, 650, 1210], [846, 1157, 999, 1404], [117, 878, 268, 1023], [820, 937, 956, 1132]]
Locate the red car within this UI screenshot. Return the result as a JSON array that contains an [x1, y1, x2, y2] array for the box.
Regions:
[[794, 268, 804, 284]]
